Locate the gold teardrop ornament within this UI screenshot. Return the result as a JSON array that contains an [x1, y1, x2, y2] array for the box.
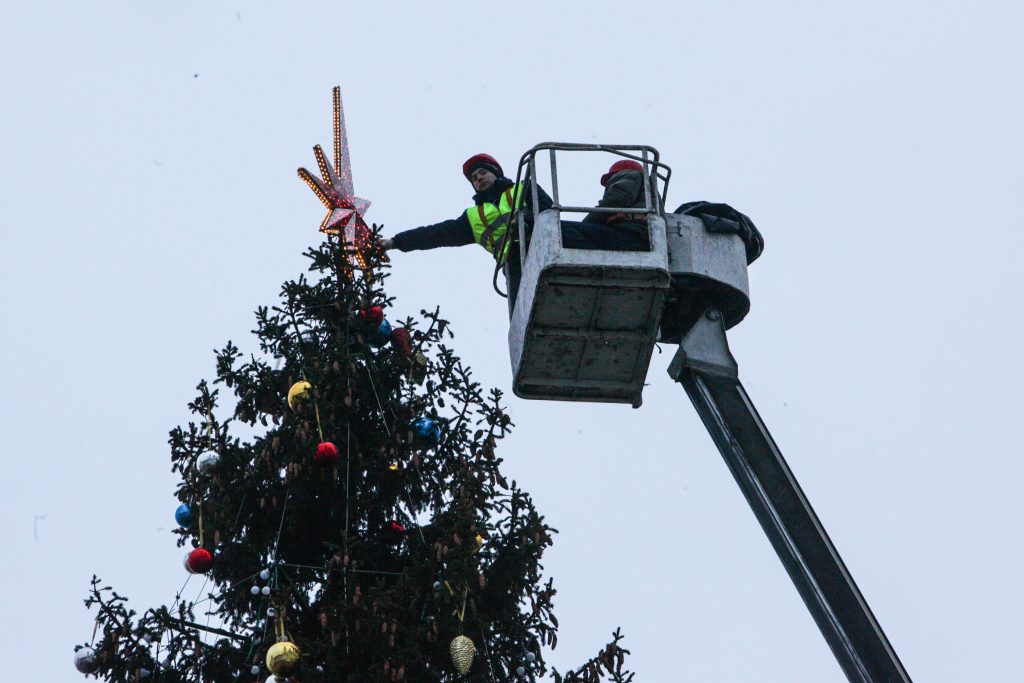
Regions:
[[449, 634, 476, 675]]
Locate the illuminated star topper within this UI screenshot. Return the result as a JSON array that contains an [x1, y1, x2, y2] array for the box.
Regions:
[[297, 87, 373, 263]]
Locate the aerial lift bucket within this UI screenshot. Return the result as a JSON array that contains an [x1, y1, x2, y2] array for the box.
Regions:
[[506, 143, 749, 407], [503, 143, 911, 682]]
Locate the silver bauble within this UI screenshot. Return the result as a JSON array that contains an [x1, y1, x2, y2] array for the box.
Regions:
[[197, 451, 221, 474], [74, 646, 99, 674]]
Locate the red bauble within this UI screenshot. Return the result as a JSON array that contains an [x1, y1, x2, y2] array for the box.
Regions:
[[361, 306, 384, 325], [186, 548, 214, 574], [382, 521, 406, 544], [390, 327, 413, 357], [315, 441, 339, 465]]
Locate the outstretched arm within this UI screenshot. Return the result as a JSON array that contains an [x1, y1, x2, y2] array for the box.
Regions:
[[386, 214, 474, 252]]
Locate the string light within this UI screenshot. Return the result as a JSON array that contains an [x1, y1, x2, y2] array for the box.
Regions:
[[313, 144, 340, 194], [297, 168, 333, 210]]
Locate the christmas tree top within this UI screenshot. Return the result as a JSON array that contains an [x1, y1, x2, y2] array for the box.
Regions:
[[77, 87, 632, 683]]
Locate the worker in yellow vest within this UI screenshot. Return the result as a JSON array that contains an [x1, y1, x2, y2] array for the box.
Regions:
[[383, 154, 552, 310]]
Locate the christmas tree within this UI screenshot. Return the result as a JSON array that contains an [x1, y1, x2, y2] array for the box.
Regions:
[[76, 89, 633, 683]]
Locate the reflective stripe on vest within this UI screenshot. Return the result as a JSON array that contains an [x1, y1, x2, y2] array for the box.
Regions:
[[465, 183, 525, 262]]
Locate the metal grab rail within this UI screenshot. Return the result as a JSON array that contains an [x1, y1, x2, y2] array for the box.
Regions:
[[490, 143, 673, 299]]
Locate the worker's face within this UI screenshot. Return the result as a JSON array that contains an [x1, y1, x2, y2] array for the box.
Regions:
[[469, 168, 497, 193]]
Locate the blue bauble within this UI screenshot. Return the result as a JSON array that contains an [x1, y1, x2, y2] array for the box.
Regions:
[[369, 319, 392, 347], [175, 503, 195, 528], [412, 416, 441, 447]]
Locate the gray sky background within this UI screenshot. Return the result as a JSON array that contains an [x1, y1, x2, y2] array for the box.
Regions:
[[2, 1, 1022, 680]]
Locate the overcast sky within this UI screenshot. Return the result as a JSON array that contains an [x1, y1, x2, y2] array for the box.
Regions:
[[2, 1, 1022, 680]]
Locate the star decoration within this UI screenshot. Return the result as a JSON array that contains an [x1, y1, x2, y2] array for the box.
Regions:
[[298, 86, 373, 268]]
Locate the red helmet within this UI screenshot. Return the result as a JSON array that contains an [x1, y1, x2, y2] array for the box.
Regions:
[[463, 153, 503, 181], [600, 160, 644, 187]]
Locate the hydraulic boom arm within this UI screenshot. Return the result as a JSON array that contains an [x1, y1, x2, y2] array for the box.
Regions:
[[668, 309, 912, 683]]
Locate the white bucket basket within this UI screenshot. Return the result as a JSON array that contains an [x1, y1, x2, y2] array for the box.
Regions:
[[508, 210, 670, 408]]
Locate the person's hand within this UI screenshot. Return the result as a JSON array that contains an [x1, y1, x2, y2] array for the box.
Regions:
[[381, 237, 395, 251]]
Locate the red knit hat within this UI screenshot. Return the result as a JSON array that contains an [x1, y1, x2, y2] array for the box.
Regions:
[[600, 160, 644, 187], [463, 153, 503, 181]]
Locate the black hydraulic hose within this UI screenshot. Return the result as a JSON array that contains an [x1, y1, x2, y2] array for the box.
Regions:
[[490, 150, 536, 298]]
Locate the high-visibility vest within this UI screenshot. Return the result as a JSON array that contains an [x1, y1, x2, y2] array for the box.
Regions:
[[465, 183, 526, 263]]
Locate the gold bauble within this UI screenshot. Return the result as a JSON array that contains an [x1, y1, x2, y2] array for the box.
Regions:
[[287, 381, 313, 411], [472, 533, 484, 553], [265, 640, 301, 676], [449, 634, 476, 675]]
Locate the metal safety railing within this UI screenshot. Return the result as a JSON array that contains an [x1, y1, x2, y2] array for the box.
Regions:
[[491, 143, 674, 298]]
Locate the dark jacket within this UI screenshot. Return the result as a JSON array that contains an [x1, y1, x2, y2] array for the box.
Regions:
[[580, 170, 651, 247], [674, 201, 764, 264], [583, 170, 650, 225], [392, 177, 552, 253]]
